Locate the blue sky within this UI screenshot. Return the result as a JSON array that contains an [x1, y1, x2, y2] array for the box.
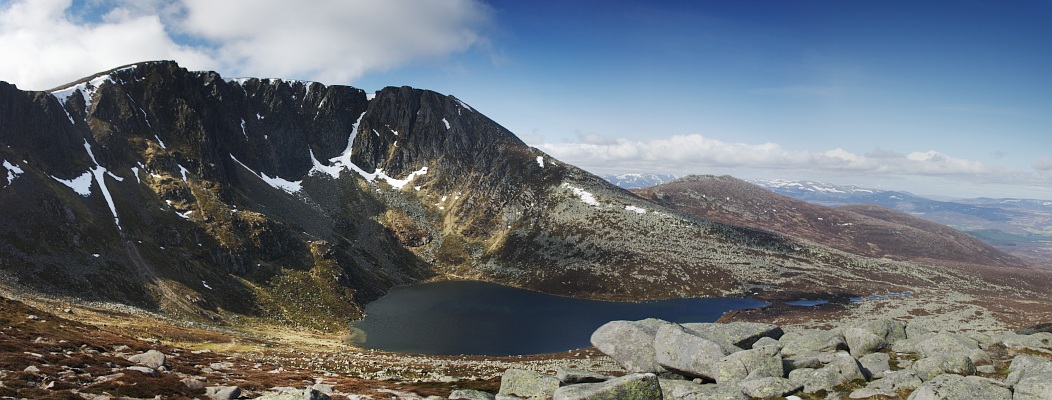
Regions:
[[1, 0, 1050, 199]]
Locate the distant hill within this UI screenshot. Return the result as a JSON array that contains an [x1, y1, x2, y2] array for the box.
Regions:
[[750, 179, 1052, 266], [635, 175, 1025, 269]]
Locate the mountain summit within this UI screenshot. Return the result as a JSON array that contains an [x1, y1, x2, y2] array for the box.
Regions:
[[0, 61, 1036, 327]]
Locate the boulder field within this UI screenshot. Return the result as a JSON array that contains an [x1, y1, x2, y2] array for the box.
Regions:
[[473, 318, 1052, 400]]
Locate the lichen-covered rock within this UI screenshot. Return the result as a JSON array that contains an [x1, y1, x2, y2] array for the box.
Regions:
[[450, 389, 497, 400], [844, 327, 886, 357], [863, 369, 923, 394], [553, 373, 661, 400], [556, 367, 610, 384], [658, 379, 748, 400], [826, 352, 865, 383], [751, 336, 782, 351], [782, 351, 825, 371], [1014, 373, 1052, 400], [499, 369, 561, 400], [738, 377, 801, 399], [128, 349, 168, 370], [906, 374, 1011, 400], [779, 329, 847, 357], [911, 354, 976, 382], [654, 323, 728, 380], [858, 352, 891, 379], [913, 330, 984, 362], [591, 319, 671, 373], [680, 322, 784, 350], [788, 367, 839, 394], [855, 319, 907, 344], [1000, 332, 1052, 352], [715, 345, 783, 384], [205, 386, 242, 400]]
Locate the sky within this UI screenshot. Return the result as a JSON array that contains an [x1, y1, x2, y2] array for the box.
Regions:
[[1, 0, 1050, 199]]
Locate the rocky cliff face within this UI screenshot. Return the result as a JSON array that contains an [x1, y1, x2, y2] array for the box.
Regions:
[[0, 61, 1029, 328]]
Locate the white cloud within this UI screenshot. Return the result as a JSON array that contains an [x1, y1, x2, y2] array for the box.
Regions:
[[175, 0, 493, 83], [0, 0, 494, 90], [538, 134, 1013, 181], [1035, 157, 1052, 171], [0, 0, 215, 90]]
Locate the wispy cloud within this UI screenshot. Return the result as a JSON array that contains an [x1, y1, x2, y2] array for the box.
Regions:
[[0, 0, 494, 90], [538, 134, 1039, 186]]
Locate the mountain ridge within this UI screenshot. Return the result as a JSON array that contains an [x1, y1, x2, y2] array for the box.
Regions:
[[1, 61, 1046, 330]]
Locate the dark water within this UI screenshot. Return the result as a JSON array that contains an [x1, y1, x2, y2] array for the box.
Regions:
[[348, 281, 767, 356]]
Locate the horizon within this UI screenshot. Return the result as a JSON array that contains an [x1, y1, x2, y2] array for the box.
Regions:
[[1, 0, 1049, 200]]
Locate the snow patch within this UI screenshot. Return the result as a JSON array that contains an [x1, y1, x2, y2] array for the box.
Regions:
[[563, 183, 600, 207], [442, 118, 450, 130], [240, 118, 248, 137], [154, 134, 166, 149], [52, 171, 93, 196], [454, 98, 474, 112], [230, 154, 302, 194], [625, 205, 646, 214], [202, 280, 213, 290], [178, 164, 190, 182], [3, 160, 24, 187], [51, 75, 111, 122], [536, 156, 544, 168], [315, 111, 430, 189], [131, 166, 141, 184]]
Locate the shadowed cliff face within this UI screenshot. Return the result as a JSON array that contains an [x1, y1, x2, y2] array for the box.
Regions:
[[0, 61, 1034, 328]]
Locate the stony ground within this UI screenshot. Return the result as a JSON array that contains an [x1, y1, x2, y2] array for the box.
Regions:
[[1, 280, 1051, 399]]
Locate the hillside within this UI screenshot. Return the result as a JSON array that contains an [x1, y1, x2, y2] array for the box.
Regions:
[[0, 61, 1048, 330], [634, 175, 1025, 269]]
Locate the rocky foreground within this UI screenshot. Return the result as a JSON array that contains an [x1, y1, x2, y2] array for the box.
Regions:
[[4, 292, 1052, 400], [483, 318, 1052, 400]]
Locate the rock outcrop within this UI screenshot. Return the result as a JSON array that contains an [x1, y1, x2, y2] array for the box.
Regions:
[[478, 318, 1052, 400]]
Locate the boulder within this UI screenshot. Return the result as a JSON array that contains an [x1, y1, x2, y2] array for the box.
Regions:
[[499, 369, 561, 400], [787, 367, 839, 394], [914, 333, 984, 363], [205, 386, 242, 400], [658, 379, 748, 400], [591, 319, 671, 373], [1015, 373, 1052, 400], [751, 337, 782, 351], [857, 352, 891, 379], [715, 345, 783, 384], [782, 352, 824, 371], [256, 387, 331, 400], [125, 365, 158, 376], [1001, 332, 1052, 352], [826, 352, 865, 383], [844, 327, 886, 357], [738, 377, 800, 399], [556, 366, 610, 384], [1008, 354, 1052, 382], [911, 354, 975, 381], [128, 349, 167, 370], [906, 374, 1011, 400], [450, 389, 497, 400], [553, 373, 661, 400], [863, 369, 923, 393], [654, 323, 728, 380], [855, 319, 907, 343], [779, 329, 847, 357], [681, 322, 784, 350]]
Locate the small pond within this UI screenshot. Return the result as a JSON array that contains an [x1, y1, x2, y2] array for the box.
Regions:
[[348, 280, 766, 356]]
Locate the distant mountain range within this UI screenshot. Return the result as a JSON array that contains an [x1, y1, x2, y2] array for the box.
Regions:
[[601, 173, 678, 189]]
